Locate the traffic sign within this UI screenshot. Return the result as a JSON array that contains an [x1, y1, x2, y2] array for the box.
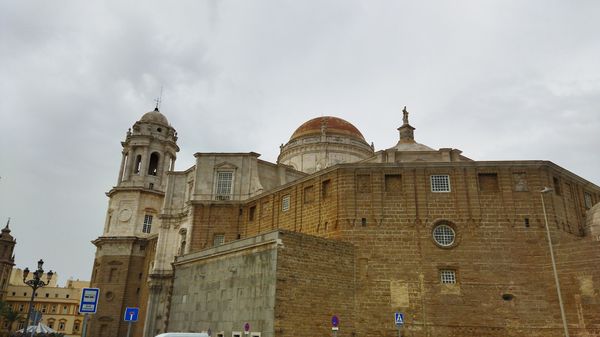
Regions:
[[124, 307, 139, 322], [331, 315, 339, 327], [395, 312, 404, 326], [79, 288, 100, 314]]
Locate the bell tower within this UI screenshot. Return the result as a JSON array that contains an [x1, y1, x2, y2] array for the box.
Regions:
[[117, 107, 179, 191], [89, 107, 179, 337], [0, 220, 16, 300]]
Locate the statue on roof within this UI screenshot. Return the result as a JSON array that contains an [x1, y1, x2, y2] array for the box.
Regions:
[[402, 106, 409, 125]]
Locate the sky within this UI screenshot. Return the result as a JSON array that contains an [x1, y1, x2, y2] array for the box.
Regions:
[[1, 1, 599, 283]]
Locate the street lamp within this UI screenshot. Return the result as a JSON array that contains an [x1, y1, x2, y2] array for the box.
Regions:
[[540, 187, 569, 337], [22, 259, 54, 335]]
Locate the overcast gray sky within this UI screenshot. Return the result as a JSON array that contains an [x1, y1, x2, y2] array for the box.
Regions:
[[1, 1, 599, 283]]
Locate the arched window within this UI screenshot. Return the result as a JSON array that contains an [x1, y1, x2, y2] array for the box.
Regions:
[[134, 155, 142, 174], [148, 152, 160, 176]]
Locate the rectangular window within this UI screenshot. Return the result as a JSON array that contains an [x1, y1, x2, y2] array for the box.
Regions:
[[41, 304, 47, 313], [304, 185, 314, 203], [248, 206, 256, 222], [142, 214, 153, 233], [322, 179, 331, 198], [385, 174, 402, 192], [478, 173, 499, 192], [553, 177, 562, 195], [440, 269, 456, 284], [356, 174, 371, 193], [215, 171, 233, 200], [108, 268, 118, 282], [513, 172, 528, 192], [18, 322, 24, 330], [431, 175, 451, 192], [584, 192, 593, 209], [62, 305, 68, 314], [232, 333, 242, 337], [281, 195, 291, 212], [58, 322, 65, 330], [213, 234, 225, 246], [18, 304, 24, 312]]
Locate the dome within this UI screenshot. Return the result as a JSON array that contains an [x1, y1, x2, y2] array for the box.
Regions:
[[290, 116, 366, 142], [140, 108, 169, 125]]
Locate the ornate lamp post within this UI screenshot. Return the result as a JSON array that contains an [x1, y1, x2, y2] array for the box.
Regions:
[[22, 259, 54, 335]]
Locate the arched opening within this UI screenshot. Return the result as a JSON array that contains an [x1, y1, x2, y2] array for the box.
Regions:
[[148, 152, 160, 176], [134, 155, 142, 174], [120, 153, 128, 181]]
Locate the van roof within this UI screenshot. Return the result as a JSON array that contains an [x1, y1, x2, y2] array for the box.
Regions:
[[154, 333, 210, 337]]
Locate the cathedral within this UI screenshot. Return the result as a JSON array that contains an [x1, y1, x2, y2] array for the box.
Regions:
[[89, 106, 600, 337]]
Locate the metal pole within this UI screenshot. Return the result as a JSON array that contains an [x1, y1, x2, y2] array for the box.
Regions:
[[81, 314, 89, 337], [23, 286, 36, 336], [126, 321, 133, 337], [541, 190, 570, 337]]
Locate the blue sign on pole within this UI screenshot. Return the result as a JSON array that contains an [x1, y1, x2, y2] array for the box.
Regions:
[[124, 307, 139, 322], [331, 315, 339, 327], [395, 312, 404, 326], [79, 288, 100, 314]]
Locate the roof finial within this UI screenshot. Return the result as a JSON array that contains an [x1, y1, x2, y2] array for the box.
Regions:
[[5, 217, 10, 229], [154, 86, 163, 111], [402, 106, 409, 125]]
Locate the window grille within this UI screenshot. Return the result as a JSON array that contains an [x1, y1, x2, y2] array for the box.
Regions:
[[430, 175, 451, 192], [440, 269, 456, 284], [214, 234, 225, 246], [281, 195, 291, 211], [433, 224, 455, 247], [142, 215, 153, 233], [215, 171, 233, 200]]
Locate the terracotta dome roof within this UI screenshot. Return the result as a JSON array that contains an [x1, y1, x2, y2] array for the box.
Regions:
[[290, 116, 366, 142], [140, 108, 169, 125]]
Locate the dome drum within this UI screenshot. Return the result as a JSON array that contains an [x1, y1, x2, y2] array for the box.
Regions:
[[278, 116, 374, 173]]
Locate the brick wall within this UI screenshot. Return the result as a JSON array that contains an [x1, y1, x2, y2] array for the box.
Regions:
[[274, 231, 355, 337], [88, 237, 155, 337], [185, 161, 600, 336]]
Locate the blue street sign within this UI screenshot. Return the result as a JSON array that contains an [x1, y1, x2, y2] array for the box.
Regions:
[[79, 288, 100, 314], [331, 315, 339, 327], [124, 307, 139, 322], [395, 312, 404, 326]]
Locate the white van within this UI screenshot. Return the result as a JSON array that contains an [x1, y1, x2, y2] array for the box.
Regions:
[[154, 333, 210, 337]]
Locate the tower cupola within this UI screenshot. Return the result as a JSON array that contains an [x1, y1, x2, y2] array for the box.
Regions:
[[115, 107, 179, 191]]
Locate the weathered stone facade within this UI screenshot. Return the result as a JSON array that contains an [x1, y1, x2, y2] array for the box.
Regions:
[[90, 107, 600, 337]]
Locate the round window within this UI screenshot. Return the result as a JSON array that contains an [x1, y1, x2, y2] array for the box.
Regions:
[[432, 223, 455, 247]]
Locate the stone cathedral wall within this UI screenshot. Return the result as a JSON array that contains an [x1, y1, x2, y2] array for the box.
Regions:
[[185, 161, 600, 337]]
